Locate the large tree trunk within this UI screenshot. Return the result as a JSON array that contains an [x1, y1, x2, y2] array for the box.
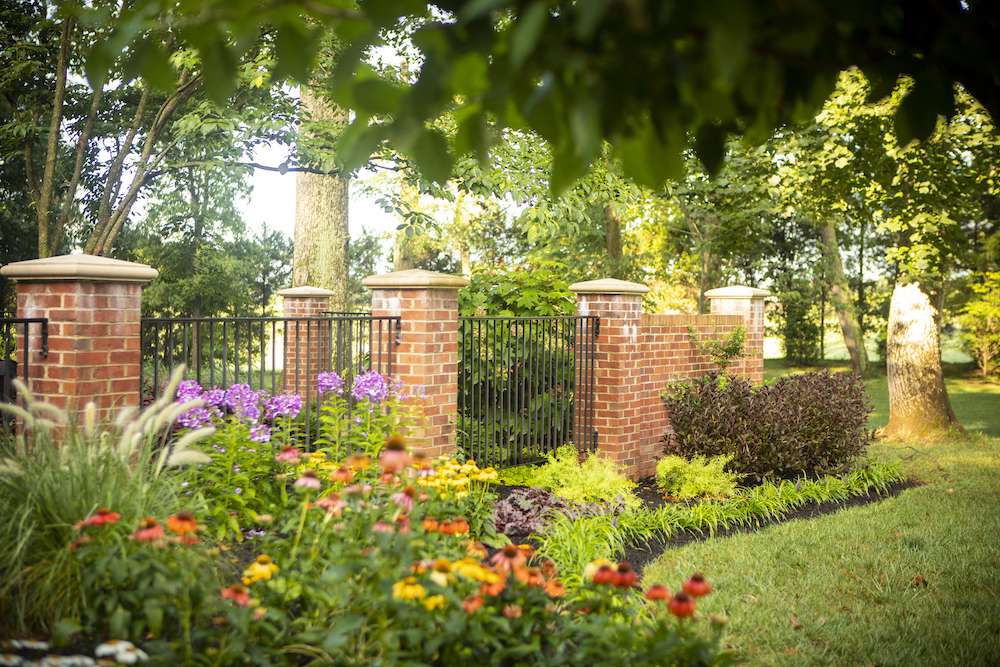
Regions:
[[884, 282, 961, 439], [292, 86, 350, 310], [819, 219, 868, 374]]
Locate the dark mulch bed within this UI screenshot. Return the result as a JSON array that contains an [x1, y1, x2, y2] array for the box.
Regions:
[[490, 479, 918, 575], [622, 479, 918, 574]]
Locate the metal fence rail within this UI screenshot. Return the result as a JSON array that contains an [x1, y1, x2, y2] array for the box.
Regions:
[[140, 314, 400, 444], [0, 317, 48, 407], [458, 315, 598, 468]]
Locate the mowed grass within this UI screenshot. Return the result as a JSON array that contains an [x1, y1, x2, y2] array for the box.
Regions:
[[645, 362, 1000, 665]]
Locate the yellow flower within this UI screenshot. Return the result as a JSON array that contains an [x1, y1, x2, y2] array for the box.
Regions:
[[392, 577, 426, 601], [583, 558, 614, 582], [422, 594, 446, 611], [243, 554, 279, 585], [452, 558, 500, 584]]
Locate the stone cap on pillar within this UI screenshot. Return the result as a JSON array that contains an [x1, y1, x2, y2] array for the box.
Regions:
[[704, 285, 771, 300], [569, 278, 649, 295], [0, 253, 157, 283], [363, 269, 468, 290], [277, 286, 335, 298]]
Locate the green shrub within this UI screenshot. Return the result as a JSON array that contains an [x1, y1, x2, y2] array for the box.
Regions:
[[959, 272, 1000, 376], [662, 371, 874, 481], [655, 455, 740, 500], [0, 368, 212, 634], [499, 446, 638, 506]]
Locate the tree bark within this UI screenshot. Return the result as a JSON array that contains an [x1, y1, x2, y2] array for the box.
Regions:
[[884, 282, 961, 439], [605, 203, 623, 277], [819, 218, 868, 374], [292, 86, 350, 310], [36, 18, 73, 257]]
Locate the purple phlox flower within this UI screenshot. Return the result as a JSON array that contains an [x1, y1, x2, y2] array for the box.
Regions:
[[245, 528, 266, 539], [265, 393, 302, 420], [177, 406, 213, 429], [234, 487, 243, 495], [176, 380, 204, 402], [224, 383, 262, 421], [250, 423, 271, 443], [351, 371, 389, 403], [317, 371, 345, 396], [203, 388, 226, 408]]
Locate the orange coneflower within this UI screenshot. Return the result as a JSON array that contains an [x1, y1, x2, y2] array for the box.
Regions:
[[544, 578, 567, 598], [421, 517, 440, 533], [479, 571, 507, 597], [490, 544, 526, 573], [463, 594, 484, 614], [514, 566, 545, 588], [329, 467, 353, 484], [502, 604, 522, 619], [644, 584, 670, 602], [166, 511, 198, 536]]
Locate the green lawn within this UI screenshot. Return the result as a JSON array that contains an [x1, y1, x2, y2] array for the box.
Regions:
[[645, 362, 1000, 665]]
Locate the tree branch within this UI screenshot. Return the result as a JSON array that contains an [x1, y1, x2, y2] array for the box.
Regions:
[[149, 158, 401, 178], [52, 85, 104, 252], [93, 86, 151, 235], [36, 17, 74, 257]]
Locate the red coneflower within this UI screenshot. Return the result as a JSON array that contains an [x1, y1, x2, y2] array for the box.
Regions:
[[463, 594, 484, 614], [613, 562, 637, 588], [644, 584, 670, 602], [480, 572, 507, 597], [668, 592, 696, 618], [682, 573, 712, 597], [75, 507, 121, 529], [166, 511, 198, 536], [221, 584, 250, 607], [69, 535, 92, 552], [421, 517, 439, 533], [592, 565, 617, 586], [131, 517, 165, 543]]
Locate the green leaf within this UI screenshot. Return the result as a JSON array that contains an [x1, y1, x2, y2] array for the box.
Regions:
[[450, 52, 489, 98], [363, 0, 424, 26], [510, 2, 548, 67], [109, 606, 130, 639], [52, 619, 82, 647], [613, 114, 685, 187], [144, 600, 164, 636], [321, 614, 364, 652], [575, 0, 609, 39], [695, 124, 727, 176], [408, 128, 454, 183], [462, 0, 509, 20], [273, 21, 320, 83], [337, 121, 386, 172], [353, 79, 404, 114]]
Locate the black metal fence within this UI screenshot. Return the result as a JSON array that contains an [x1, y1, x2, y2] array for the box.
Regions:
[[140, 314, 400, 443], [0, 317, 48, 407], [458, 315, 599, 468]]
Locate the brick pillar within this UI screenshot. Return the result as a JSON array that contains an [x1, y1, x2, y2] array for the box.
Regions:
[[278, 286, 333, 398], [569, 278, 653, 479], [363, 269, 467, 458], [0, 254, 156, 421], [704, 285, 770, 384]]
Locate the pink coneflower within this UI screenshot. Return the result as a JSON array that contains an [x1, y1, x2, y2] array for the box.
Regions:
[[372, 521, 394, 533], [379, 435, 411, 473], [313, 494, 346, 516], [294, 470, 322, 491], [221, 584, 250, 607], [275, 446, 303, 464], [391, 486, 416, 512]]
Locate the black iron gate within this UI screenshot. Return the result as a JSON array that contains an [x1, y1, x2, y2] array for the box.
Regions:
[[458, 315, 599, 468], [0, 317, 49, 407]]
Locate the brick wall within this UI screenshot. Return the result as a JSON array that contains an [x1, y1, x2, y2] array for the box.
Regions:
[[365, 270, 466, 459], [15, 281, 143, 419], [279, 288, 333, 399], [572, 279, 767, 479]]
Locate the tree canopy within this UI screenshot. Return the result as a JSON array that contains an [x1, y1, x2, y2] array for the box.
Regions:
[[87, 0, 1000, 191]]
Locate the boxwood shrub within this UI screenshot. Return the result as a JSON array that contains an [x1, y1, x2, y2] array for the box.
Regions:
[[662, 370, 874, 481]]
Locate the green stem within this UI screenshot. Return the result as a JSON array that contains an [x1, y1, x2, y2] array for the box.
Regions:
[[289, 496, 310, 561]]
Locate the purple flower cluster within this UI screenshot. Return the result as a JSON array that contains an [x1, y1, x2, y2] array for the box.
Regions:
[[176, 380, 218, 429], [351, 370, 389, 403], [265, 393, 302, 420], [317, 371, 345, 395], [250, 423, 272, 443], [224, 384, 262, 421]]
